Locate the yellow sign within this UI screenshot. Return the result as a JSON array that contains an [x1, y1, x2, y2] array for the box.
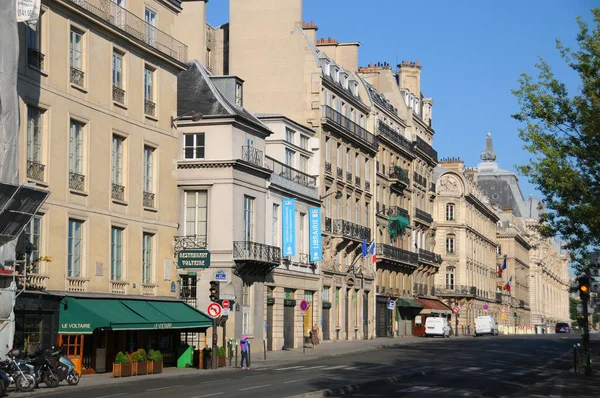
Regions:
[[501, 313, 506, 321]]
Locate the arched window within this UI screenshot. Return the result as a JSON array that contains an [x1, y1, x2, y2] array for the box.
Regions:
[[446, 266, 455, 289], [446, 203, 455, 221]]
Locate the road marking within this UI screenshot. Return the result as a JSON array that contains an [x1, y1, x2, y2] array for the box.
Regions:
[[299, 365, 326, 370], [284, 378, 311, 384], [190, 393, 224, 398], [511, 371, 527, 376], [343, 366, 359, 371], [239, 384, 272, 391], [488, 369, 503, 373], [274, 366, 305, 371], [461, 367, 482, 372], [96, 394, 128, 398], [146, 385, 185, 392], [195, 378, 232, 385], [368, 365, 387, 371], [322, 365, 346, 370]]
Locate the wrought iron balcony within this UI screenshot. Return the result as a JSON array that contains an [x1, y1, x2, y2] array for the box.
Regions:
[[325, 162, 332, 174], [64, 0, 188, 63], [241, 145, 263, 167], [413, 172, 427, 188], [376, 202, 387, 216], [418, 248, 439, 264], [415, 208, 433, 224], [365, 180, 371, 191], [112, 85, 125, 104], [322, 105, 377, 151], [69, 171, 85, 191], [264, 156, 316, 188], [111, 183, 125, 201], [346, 171, 352, 183], [387, 206, 409, 219], [144, 99, 156, 117], [414, 136, 438, 162], [173, 234, 207, 257], [325, 217, 332, 233], [377, 121, 413, 153], [389, 166, 410, 186], [143, 191, 155, 208], [26, 160, 45, 182], [496, 292, 502, 303], [435, 285, 477, 297], [27, 48, 45, 70], [70, 67, 84, 86], [331, 219, 370, 241], [233, 241, 281, 265], [376, 244, 418, 267], [337, 167, 343, 179], [413, 283, 428, 296]]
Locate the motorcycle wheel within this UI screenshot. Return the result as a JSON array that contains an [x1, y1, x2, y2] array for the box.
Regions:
[[43, 371, 59, 388], [66, 372, 80, 385], [15, 374, 36, 392]]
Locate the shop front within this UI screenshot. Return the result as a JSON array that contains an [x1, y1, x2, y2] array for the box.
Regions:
[[413, 298, 452, 337]]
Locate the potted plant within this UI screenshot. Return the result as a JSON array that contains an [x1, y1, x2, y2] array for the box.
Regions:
[[147, 349, 163, 374], [113, 352, 131, 377], [131, 349, 148, 376], [216, 346, 226, 367], [201, 347, 211, 369]]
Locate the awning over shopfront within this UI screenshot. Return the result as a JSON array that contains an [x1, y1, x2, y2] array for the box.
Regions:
[[414, 298, 452, 315], [58, 297, 213, 334], [396, 298, 424, 308]]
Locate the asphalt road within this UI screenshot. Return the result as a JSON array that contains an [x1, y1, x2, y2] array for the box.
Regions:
[[32, 334, 579, 398]]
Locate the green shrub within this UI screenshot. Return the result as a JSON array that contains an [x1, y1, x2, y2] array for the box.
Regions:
[[148, 349, 163, 362], [216, 346, 225, 357], [115, 352, 130, 364], [132, 349, 147, 363]]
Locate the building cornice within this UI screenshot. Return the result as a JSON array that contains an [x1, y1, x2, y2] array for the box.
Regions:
[[322, 78, 371, 114]]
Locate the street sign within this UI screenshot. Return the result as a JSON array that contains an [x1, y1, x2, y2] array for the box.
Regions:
[[300, 300, 308, 312], [214, 270, 227, 282], [501, 313, 506, 321], [388, 301, 395, 310], [207, 302, 222, 318], [222, 299, 231, 309], [178, 249, 211, 268], [483, 304, 489, 311], [220, 293, 236, 301], [452, 306, 460, 314], [222, 308, 230, 316]]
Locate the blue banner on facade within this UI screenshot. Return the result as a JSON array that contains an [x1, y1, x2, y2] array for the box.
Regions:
[[309, 207, 322, 262], [282, 198, 296, 257]]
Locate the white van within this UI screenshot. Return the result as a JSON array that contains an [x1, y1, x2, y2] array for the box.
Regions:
[[474, 315, 498, 336], [425, 317, 450, 338]]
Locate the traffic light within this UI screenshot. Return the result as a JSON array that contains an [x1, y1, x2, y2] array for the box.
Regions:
[[209, 281, 219, 302], [513, 312, 517, 320], [579, 277, 590, 301]]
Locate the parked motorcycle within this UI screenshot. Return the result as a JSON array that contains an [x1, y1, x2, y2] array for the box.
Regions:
[[0, 350, 36, 392], [0, 369, 10, 397], [51, 347, 80, 385], [27, 347, 59, 388]]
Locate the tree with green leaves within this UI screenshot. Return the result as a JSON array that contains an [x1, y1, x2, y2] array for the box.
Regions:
[[512, 8, 600, 273]]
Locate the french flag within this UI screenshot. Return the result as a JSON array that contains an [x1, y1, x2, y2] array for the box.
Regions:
[[503, 276, 512, 292], [498, 256, 507, 276], [362, 240, 376, 264], [368, 241, 376, 264]]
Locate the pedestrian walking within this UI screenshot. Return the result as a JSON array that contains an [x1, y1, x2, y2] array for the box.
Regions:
[[240, 335, 250, 369], [311, 323, 320, 350]]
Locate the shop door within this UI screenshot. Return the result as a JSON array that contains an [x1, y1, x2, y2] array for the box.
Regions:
[[376, 301, 387, 337], [322, 307, 330, 341], [363, 293, 369, 339], [283, 304, 295, 349], [266, 303, 273, 351], [344, 290, 349, 340]]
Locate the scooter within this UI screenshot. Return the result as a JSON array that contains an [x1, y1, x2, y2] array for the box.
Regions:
[[27, 347, 59, 388], [51, 347, 80, 385], [0, 350, 36, 392]]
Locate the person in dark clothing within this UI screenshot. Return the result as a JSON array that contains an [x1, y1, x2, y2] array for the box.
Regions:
[[240, 335, 250, 369]]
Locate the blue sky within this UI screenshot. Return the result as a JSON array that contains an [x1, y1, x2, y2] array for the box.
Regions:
[[207, 0, 596, 199]]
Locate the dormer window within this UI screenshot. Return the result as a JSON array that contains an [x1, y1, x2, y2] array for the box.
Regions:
[[353, 81, 359, 96], [341, 73, 348, 89], [334, 67, 340, 82], [235, 82, 243, 107]]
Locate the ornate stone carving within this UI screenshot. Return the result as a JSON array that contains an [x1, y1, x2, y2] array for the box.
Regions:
[[438, 174, 463, 197]]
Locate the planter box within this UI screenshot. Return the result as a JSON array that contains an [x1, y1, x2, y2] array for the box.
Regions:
[[113, 363, 132, 378], [132, 361, 148, 376], [217, 356, 226, 368], [147, 361, 163, 374]]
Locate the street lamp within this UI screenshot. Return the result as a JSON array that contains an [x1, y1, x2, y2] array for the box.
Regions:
[[171, 111, 203, 129], [320, 190, 342, 202]]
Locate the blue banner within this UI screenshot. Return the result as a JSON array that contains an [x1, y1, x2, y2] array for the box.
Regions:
[[309, 207, 322, 262], [282, 198, 296, 257]]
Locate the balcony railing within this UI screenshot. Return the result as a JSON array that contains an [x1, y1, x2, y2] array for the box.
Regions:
[[337, 167, 343, 179], [413, 172, 427, 188], [143, 191, 155, 208], [322, 105, 377, 150], [142, 283, 157, 296], [70, 66, 84, 86], [413, 283, 429, 296], [64, 0, 188, 63], [27, 160, 45, 182], [325, 217, 332, 233], [389, 166, 410, 186], [241, 145, 263, 167], [69, 171, 85, 191], [377, 121, 413, 153], [376, 244, 418, 266], [376, 202, 387, 216], [111, 183, 125, 201], [112, 85, 125, 104], [233, 241, 281, 264], [414, 136, 438, 162], [387, 206, 409, 219], [415, 208, 433, 224], [418, 248, 439, 264], [67, 277, 89, 292], [435, 285, 477, 297], [110, 280, 128, 294], [264, 156, 316, 188], [325, 162, 332, 174], [27, 47, 45, 70], [174, 235, 207, 256], [331, 219, 370, 241], [144, 99, 156, 117], [365, 180, 371, 191]]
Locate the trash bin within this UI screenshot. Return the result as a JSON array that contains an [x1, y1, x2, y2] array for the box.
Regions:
[[68, 355, 82, 376], [176, 345, 193, 368]]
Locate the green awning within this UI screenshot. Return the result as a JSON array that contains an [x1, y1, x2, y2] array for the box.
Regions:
[[388, 215, 410, 242], [396, 298, 424, 308], [59, 297, 213, 334]]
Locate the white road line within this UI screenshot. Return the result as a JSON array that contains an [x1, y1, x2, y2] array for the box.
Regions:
[[146, 385, 185, 392], [189, 393, 224, 398], [343, 366, 359, 371], [322, 365, 346, 370], [368, 365, 387, 370], [239, 384, 272, 391], [511, 371, 527, 376], [299, 365, 326, 370], [284, 378, 311, 384], [96, 394, 128, 398], [488, 369, 503, 373], [274, 366, 305, 371], [195, 378, 232, 385], [461, 367, 482, 372]]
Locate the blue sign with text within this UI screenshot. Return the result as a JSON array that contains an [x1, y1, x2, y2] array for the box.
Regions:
[[309, 207, 322, 262], [282, 198, 296, 257]]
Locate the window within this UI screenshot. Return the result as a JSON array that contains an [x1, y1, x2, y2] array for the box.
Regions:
[[184, 191, 207, 242], [446, 203, 455, 221], [69, 28, 83, 70], [27, 18, 41, 51], [242, 285, 251, 335], [446, 266, 455, 289], [284, 148, 294, 168], [243, 195, 254, 242], [285, 128, 295, 144], [325, 137, 331, 162], [355, 154, 360, 177], [337, 144, 342, 167], [144, 7, 157, 46], [354, 289, 359, 326], [272, 204, 279, 246], [300, 155, 308, 174], [300, 135, 309, 150], [365, 159, 370, 182], [114, 0, 127, 28], [365, 202, 370, 228], [24, 216, 42, 273], [346, 149, 352, 173], [67, 219, 83, 278], [111, 135, 124, 187], [26, 106, 42, 164], [355, 199, 360, 224], [69, 120, 84, 174], [299, 212, 306, 254], [142, 233, 153, 284], [322, 287, 330, 303], [235, 82, 243, 106], [110, 227, 123, 281], [112, 51, 123, 88], [144, 66, 155, 116], [446, 235, 455, 254], [242, 285, 250, 306], [335, 287, 341, 326], [206, 48, 212, 70], [143, 146, 154, 193], [184, 133, 205, 160]]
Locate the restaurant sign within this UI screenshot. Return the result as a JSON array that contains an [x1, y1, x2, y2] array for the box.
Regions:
[[178, 249, 211, 268]]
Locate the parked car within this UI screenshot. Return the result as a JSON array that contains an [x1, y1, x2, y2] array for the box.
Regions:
[[555, 322, 571, 333], [474, 315, 499, 336], [425, 317, 451, 338]]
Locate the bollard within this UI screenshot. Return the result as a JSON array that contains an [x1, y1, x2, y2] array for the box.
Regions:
[[263, 339, 267, 360], [235, 342, 238, 368]]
